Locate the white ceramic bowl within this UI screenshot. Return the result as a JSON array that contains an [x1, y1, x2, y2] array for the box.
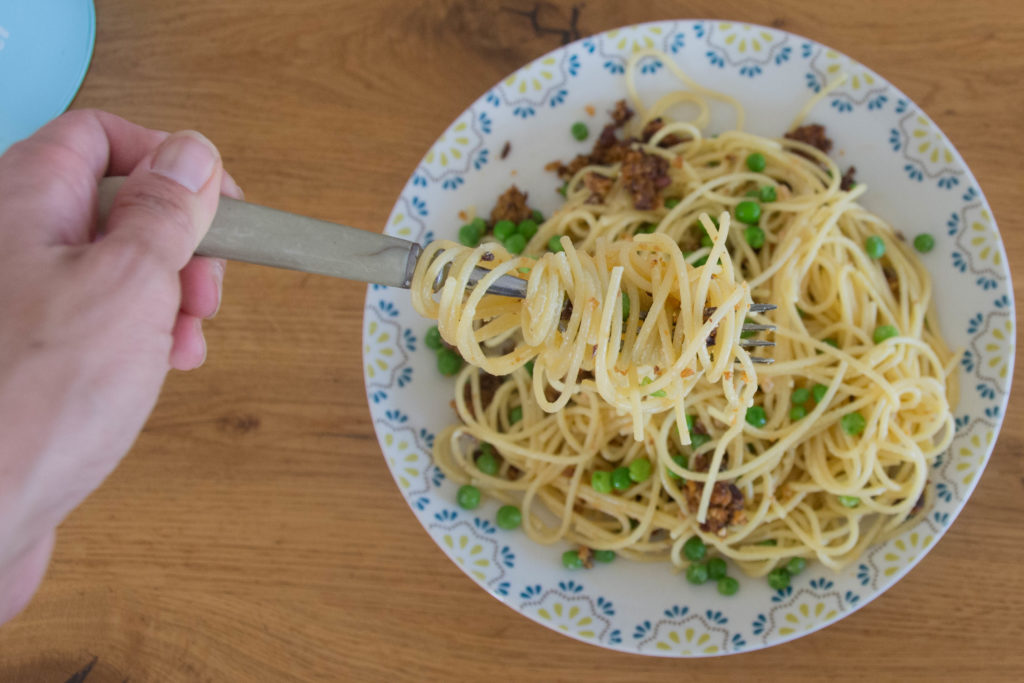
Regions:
[[363, 20, 1014, 656]]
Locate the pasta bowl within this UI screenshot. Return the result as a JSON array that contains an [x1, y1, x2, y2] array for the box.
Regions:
[[362, 20, 1014, 655]]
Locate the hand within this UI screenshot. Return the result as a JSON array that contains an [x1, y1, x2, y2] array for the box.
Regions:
[[0, 110, 242, 624]]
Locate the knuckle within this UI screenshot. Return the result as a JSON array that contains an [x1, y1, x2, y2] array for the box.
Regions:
[[3, 139, 95, 206], [56, 108, 98, 128]]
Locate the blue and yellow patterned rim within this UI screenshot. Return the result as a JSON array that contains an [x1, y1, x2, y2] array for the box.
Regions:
[[362, 20, 1015, 656]]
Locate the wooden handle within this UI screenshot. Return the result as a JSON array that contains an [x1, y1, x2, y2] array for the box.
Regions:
[[97, 177, 421, 288]]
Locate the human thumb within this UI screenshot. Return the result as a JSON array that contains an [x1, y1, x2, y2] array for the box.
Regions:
[[100, 130, 224, 272]]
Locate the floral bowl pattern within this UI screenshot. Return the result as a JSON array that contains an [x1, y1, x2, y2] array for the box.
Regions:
[[362, 20, 1014, 656]]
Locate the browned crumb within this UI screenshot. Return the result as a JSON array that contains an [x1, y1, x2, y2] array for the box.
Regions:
[[839, 166, 857, 191], [490, 185, 532, 224], [619, 148, 671, 210], [582, 171, 614, 204], [785, 123, 833, 154]]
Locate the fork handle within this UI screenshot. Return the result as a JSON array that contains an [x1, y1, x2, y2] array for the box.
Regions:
[[97, 177, 422, 288]]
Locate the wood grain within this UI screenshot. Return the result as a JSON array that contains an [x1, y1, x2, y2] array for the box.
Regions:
[[2, 0, 1023, 680]]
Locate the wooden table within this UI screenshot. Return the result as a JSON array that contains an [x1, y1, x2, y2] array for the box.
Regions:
[[2, 1, 1022, 680]]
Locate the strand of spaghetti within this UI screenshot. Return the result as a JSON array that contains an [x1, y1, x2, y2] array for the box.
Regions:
[[626, 48, 745, 129], [788, 73, 850, 130]]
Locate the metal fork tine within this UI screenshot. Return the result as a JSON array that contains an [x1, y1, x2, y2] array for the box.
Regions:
[[739, 339, 775, 348], [472, 268, 528, 298], [466, 275, 778, 361], [703, 303, 777, 317]]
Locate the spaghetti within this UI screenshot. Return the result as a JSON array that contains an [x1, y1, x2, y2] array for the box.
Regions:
[[410, 51, 957, 578], [411, 220, 758, 443]]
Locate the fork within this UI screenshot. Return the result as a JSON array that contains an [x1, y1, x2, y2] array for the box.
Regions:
[[98, 178, 775, 361]]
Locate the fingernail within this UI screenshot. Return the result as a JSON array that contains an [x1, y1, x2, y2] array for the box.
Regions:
[[221, 171, 245, 200], [195, 317, 207, 368], [151, 130, 219, 193], [209, 259, 225, 319]]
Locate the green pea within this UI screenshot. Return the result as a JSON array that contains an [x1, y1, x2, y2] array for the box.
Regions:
[[700, 230, 714, 248], [683, 536, 707, 562], [476, 449, 499, 476], [621, 292, 630, 320], [436, 348, 462, 376], [811, 383, 828, 403], [840, 412, 866, 436], [548, 235, 565, 252], [740, 316, 756, 339], [756, 539, 778, 546], [865, 235, 885, 259], [611, 466, 632, 492], [873, 324, 899, 343], [557, 182, 568, 197], [456, 484, 481, 510], [759, 185, 777, 202], [509, 406, 523, 424], [823, 337, 839, 349], [791, 387, 810, 404], [790, 405, 807, 421], [504, 233, 527, 255], [707, 557, 728, 580], [471, 216, 487, 232], [629, 457, 652, 482], [591, 470, 613, 494], [458, 222, 483, 247], [424, 325, 443, 350], [745, 405, 767, 428], [689, 432, 711, 449], [717, 576, 740, 596], [913, 233, 935, 253], [531, 209, 544, 223], [593, 549, 616, 563], [493, 219, 516, 241], [786, 557, 807, 576], [692, 254, 709, 267], [562, 550, 584, 570], [636, 222, 657, 234], [746, 152, 767, 172], [517, 219, 539, 240], [767, 568, 790, 590], [744, 225, 765, 249], [667, 454, 688, 480], [571, 121, 589, 141], [686, 562, 709, 584], [685, 414, 696, 432], [496, 505, 522, 530], [735, 200, 761, 224], [525, 360, 535, 376], [838, 495, 861, 508], [664, 197, 681, 209]]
